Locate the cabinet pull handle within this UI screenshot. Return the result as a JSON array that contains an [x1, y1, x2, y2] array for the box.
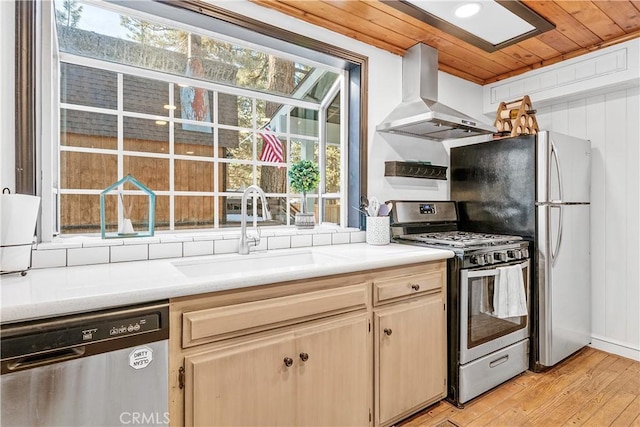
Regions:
[[411, 284, 420, 291], [283, 357, 294, 367], [299, 352, 309, 362], [384, 328, 393, 336]]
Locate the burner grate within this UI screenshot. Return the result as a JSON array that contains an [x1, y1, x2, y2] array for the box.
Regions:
[[399, 231, 523, 248]]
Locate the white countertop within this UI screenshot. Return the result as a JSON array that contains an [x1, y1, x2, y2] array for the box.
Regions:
[[0, 243, 454, 324]]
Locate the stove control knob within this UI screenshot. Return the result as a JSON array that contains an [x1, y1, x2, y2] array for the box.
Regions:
[[507, 249, 522, 259], [521, 248, 529, 258], [471, 254, 486, 266], [495, 252, 507, 262], [485, 253, 494, 264]]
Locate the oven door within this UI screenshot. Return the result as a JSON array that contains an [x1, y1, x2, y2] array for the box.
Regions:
[[459, 259, 530, 364]]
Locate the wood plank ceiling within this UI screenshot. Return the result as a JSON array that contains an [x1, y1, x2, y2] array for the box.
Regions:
[[250, 0, 640, 85]]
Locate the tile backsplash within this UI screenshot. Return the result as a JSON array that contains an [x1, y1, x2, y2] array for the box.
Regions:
[[31, 226, 366, 269]]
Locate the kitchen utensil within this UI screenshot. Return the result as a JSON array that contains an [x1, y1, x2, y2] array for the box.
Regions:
[[353, 206, 370, 216], [386, 202, 393, 215], [360, 195, 369, 212], [367, 197, 380, 217], [377, 203, 389, 216]]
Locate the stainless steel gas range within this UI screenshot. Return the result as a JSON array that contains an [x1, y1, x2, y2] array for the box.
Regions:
[[390, 201, 531, 407]]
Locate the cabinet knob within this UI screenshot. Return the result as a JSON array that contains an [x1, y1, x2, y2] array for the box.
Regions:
[[283, 357, 294, 367], [384, 328, 393, 336], [411, 284, 420, 291], [299, 352, 309, 362]]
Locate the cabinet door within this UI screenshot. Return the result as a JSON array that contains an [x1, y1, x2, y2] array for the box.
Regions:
[[184, 333, 296, 427], [294, 313, 372, 426], [375, 294, 446, 426]]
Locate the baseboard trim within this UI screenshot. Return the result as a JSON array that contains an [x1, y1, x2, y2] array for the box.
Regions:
[[590, 335, 640, 361]]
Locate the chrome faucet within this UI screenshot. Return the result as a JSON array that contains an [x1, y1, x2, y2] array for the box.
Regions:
[[239, 185, 272, 255]]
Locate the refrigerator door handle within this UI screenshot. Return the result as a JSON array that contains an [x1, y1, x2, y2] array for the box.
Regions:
[[550, 140, 564, 266], [550, 140, 564, 203], [551, 205, 563, 267]]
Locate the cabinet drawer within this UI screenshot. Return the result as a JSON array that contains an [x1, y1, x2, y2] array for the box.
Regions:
[[182, 283, 368, 348], [374, 270, 444, 305]]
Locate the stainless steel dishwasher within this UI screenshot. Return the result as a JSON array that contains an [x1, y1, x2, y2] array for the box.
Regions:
[[1, 301, 169, 426]]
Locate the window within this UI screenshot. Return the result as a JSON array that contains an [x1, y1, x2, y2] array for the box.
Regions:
[[42, 0, 365, 238]]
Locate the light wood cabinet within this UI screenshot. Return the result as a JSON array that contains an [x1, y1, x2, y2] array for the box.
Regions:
[[373, 260, 447, 427], [181, 283, 369, 348], [373, 268, 444, 304], [169, 260, 447, 427], [183, 313, 370, 426], [375, 295, 446, 426], [293, 314, 371, 426], [184, 332, 294, 426]]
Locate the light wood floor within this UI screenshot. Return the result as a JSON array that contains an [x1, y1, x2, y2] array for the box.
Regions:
[[399, 347, 640, 427]]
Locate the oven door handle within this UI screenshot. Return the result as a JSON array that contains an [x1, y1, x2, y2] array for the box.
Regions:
[[465, 260, 529, 279]]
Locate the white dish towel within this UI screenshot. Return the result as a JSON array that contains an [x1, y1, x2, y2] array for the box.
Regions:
[[493, 264, 528, 319]]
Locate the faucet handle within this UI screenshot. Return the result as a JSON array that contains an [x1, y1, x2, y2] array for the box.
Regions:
[[247, 226, 262, 248]]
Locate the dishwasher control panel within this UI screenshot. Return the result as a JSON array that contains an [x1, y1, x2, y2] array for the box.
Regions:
[[1, 302, 168, 366], [86, 313, 159, 341]]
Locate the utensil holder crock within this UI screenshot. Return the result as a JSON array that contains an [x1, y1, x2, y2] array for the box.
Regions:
[[366, 216, 390, 245]]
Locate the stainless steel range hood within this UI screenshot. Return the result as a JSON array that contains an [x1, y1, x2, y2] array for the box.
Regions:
[[376, 43, 495, 141]]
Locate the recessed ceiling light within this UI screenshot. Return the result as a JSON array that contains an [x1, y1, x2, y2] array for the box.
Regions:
[[385, 0, 555, 52], [155, 120, 167, 125], [455, 3, 482, 18], [163, 104, 176, 110]]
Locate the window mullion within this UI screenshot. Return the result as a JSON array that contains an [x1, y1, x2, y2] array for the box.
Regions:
[[339, 71, 349, 228], [318, 100, 327, 225], [252, 98, 258, 227], [213, 90, 220, 229], [117, 73, 124, 223], [169, 83, 176, 231]]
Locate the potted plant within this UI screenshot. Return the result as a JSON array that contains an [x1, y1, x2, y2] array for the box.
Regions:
[[288, 159, 320, 229]]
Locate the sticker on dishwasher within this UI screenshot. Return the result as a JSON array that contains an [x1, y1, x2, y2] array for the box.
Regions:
[[129, 346, 153, 370]]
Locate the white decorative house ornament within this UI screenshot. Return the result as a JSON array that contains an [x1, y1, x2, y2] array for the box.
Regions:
[[100, 174, 156, 239]]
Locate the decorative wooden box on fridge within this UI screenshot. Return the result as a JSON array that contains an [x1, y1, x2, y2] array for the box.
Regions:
[[494, 95, 539, 137]]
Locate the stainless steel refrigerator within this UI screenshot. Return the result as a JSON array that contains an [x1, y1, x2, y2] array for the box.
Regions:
[[450, 130, 591, 370]]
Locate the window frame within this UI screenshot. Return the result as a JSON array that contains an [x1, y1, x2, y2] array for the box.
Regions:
[[27, 0, 368, 241]]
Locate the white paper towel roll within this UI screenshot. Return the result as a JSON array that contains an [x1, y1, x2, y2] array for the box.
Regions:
[[1, 194, 41, 272]]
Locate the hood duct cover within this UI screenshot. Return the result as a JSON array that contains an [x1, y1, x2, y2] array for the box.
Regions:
[[376, 43, 495, 141]]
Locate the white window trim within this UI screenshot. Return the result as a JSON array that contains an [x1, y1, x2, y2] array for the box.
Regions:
[[39, 0, 60, 242]]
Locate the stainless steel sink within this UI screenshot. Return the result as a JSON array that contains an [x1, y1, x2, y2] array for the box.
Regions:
[[172, 249, 343, 277]]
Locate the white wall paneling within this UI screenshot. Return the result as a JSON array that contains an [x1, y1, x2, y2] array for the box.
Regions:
[[535, 87, 640, 360], [483, 39, 640, 115], [625, 88, 639, 352]]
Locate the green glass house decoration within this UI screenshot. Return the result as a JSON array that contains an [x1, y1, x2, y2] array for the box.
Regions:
[[100, 174, 156, 239]]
